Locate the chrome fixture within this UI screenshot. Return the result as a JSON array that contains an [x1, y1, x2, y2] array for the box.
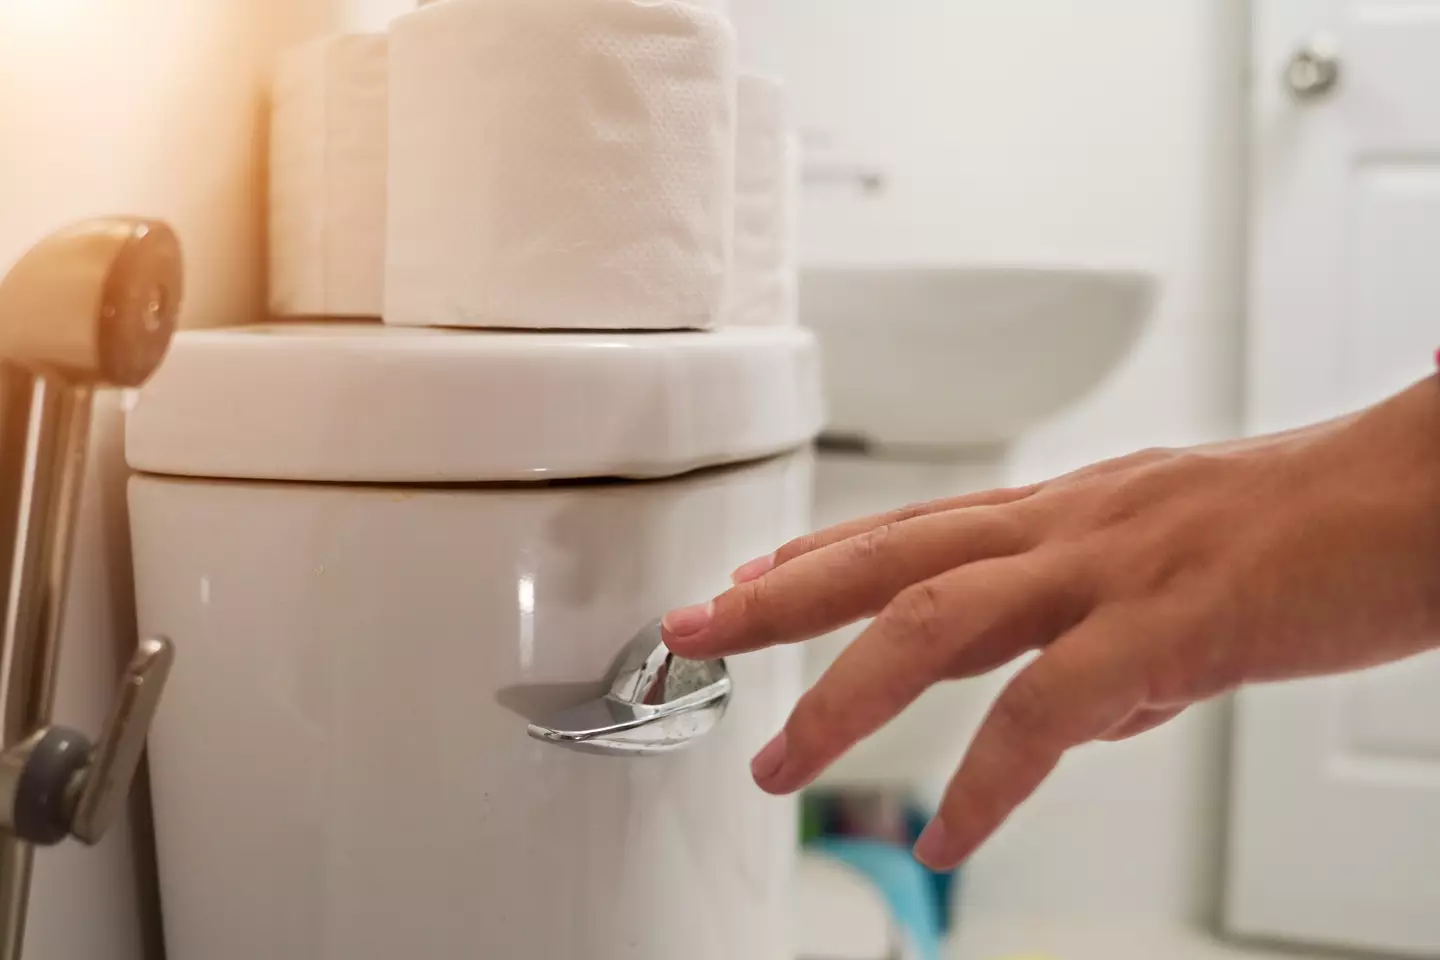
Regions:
[[528, 620, 731, 755], [803, 163, 888, 195], [0, 218, 182, 959], [1284, 37, 1341, 101]]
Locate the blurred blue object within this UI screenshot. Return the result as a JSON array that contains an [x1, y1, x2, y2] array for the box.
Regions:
[[801, 790, 961, 937], [901, 803, 959, 934], [810, 838, 944, 960]]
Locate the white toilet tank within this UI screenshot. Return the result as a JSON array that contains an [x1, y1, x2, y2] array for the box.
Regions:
[[124, 323, 822, 960]]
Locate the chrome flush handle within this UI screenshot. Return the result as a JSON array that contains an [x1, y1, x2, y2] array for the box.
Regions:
[[528, 620, 732, 756]]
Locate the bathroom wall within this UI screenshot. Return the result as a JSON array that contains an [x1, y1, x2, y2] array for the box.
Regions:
[[0, 0, 341, 329], [335, 0, 416, 32], [0, 2, 348, 955], [732, 0, 1248, 937]]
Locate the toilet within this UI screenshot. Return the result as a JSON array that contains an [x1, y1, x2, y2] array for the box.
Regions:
[[123, 322, 823, 959]]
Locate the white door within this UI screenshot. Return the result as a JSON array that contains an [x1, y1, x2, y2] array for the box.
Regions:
[[1229, 0, 1440, 954]]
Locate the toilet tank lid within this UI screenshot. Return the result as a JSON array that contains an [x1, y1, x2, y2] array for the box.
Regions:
[[125, 323, 824, 483]]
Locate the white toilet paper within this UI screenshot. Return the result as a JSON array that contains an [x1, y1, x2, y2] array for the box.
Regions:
[[269, 34, 388, 318], [728, 73, 798, 327], [385, 0, 737, 331]]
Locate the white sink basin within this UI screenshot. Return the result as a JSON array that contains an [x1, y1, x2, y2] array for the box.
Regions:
[[800, 265, 1156, 794], [801, 266, 1156, 450]]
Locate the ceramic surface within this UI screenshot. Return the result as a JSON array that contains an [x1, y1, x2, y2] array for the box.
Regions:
[[126, 323, 823, 483], [132, 452, 812, 960], [802, 265, 1154, 450]]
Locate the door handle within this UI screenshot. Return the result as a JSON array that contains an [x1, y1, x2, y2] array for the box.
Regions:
[[527, 620, 731, 756], [1284, 37, 1341, 102]]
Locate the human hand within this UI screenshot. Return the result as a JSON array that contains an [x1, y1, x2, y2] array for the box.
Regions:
[[662, 377, 1440, 870]]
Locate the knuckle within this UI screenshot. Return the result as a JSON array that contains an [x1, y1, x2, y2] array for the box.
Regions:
[[1091, 525, 1191, 598], [1130, 445, 1176, 465], [1110, 447, 1179, 476], [1038, 462, 1174, 537], [774, 533, 819, 565], [1096, 477, 1147, 524], [992, 674, 1053, 742], [728, 574, 783, 641], [890, 500, 934, 524], [885, 581, 950, 659], [1144, 595, 1244, 703], [1058, 447, 1172, 487], [1144, 656, 1200, 706], [788, 687, 849, 756], [973, 506, 1033, 553], [1087, 464, 1174, 529], [847, 522, 895, 568]]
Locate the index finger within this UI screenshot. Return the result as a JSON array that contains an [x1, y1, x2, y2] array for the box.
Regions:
[[664, 503, 1034, 658]]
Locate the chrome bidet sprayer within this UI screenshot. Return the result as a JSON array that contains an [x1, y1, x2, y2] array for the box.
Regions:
[[0, 218, 182, 959]]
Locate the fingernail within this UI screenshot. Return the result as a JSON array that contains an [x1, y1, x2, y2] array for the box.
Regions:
[[750, 731, 788, 784], [913, 817, 962, 870], [662, 601, 713, 638], [731, 553, 776, 585]]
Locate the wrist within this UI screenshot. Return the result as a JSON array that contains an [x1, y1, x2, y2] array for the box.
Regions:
[[1335, 373, 1440, 640], [1378, 374, 1440, 485], [1323, 375, 1440, 534]]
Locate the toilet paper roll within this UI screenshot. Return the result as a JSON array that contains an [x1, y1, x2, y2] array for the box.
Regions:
[[728, 72, 799, 327], [269, 34, 388, 319], [386, 0, 736, 331]]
